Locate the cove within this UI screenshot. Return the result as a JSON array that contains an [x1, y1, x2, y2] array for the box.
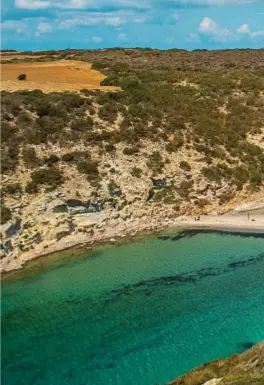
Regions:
[[2, 229, 264, 385]]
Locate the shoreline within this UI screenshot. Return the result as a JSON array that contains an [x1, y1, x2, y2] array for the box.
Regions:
[[2, 213, 264, 275]]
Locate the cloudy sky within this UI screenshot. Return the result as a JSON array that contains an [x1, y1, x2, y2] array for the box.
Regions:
[[1, 0, 264, 50]]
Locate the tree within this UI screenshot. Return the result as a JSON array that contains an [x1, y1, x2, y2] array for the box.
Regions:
[[17, 74, 26, 80]]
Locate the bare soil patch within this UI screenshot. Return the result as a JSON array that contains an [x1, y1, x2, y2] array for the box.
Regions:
[[1, 59, 119, 92], [1, 52, 46, 60]]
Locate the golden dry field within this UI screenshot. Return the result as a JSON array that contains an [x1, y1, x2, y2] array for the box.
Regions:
[[1, 59, 119, 92]]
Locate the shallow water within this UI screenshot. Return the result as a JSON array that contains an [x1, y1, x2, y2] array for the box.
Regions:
[[2, 229, 264, 385]]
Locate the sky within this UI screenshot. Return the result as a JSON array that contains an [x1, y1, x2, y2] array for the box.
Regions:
[[1, 0, 264, 51]]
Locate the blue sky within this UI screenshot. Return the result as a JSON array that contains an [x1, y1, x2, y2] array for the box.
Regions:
[[1, 0, 264, 50]]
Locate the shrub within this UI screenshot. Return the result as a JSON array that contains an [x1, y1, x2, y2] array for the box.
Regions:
[[25, 181, 39, 194], [131, 167, 142, 178], [30, 167, 63, 189], [147, 151, 164, 173], [61, 94, 84, 109], [196, 198, 209, 208], [17, 73, 26, 80], [98, 103, 118, 123], [219, 191, 235, 205], [3, 183, 22, 196], [202, 166, 222, 184], [1, 205, 12, 224], [62, 152, 75, 162], [36, 100, 51, 117], [17, 111, 32, 125], [105, 143, 116, 152], [180, 161, 191, 172], [44, 154, 60, 167], [166, 137, 183, 153], [71, 119, 92, 132], [177, 180, 193, 198], [123, 146, 138, 155], [22, 147, 39, 168], [76, 160, 99, 181]]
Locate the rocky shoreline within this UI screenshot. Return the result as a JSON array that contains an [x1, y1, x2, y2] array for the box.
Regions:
[[1, 204, 264, 273]]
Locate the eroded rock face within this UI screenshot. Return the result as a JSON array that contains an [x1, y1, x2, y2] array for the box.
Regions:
[[53, 220, 74, 241]]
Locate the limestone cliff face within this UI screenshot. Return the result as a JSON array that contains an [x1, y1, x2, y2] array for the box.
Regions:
[[167, 341, 264, 385]]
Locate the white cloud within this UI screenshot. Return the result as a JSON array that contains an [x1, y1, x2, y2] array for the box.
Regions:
[[15, 0, 51, 9], [172, 12, 180, 21], [15, 0, 95, 9], [92, 35, 102, 43], [252, 30, 264, 37], [198, 16, 232, 41], [1, 20, 27, 34], [236, 23, 250, 34], [117, 32, 128, 41], [237, 23, 264, 38], [58, 13, 126, 29], [35, 21, 52, 36], [15, 0, 145, 10], [199, 16, 218, 33], [106, 16, 125, 26], [177, 0, 262, 3]]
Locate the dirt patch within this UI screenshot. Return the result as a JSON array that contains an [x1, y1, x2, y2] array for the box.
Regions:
[[1, 53, 47, 60], [1, 59, 119, 93]]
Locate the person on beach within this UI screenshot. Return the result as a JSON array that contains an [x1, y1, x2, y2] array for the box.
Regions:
[[247, 213, 250, 221]]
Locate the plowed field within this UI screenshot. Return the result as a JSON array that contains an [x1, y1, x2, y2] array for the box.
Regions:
[[1, 60, 118, 93]]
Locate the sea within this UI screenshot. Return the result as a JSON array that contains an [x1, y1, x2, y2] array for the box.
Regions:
[[2, 229, 264, 385]]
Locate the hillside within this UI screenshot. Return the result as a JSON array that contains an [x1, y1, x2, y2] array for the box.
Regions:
[[1, 48, 264, 271], [167, 341, 264, 385]]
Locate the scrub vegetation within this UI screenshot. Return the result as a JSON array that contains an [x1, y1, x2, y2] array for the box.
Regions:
[[1, 48, 264, 224]]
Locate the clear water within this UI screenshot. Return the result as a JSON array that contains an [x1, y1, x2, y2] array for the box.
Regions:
[[2, 229, 264, 385]]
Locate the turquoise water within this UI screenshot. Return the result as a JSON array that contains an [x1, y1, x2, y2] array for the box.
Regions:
[[2, 229, 264, 385]]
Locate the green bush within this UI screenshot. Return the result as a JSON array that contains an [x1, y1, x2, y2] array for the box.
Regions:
[[44, 154, 60, 167], [76, 160, 99, 181], [180, 161, 191, 171], [30, 167, 63, 189], [17, 73, 26, 80], [202, 166, 222, 184], [3, 183, 22, 196], [98, 103, 118, 123], [25, 181, 39, 194], [22, 147, 39, 168], [131, 167, 142, 178], [219, 191, 235, 205], [123, 146, 138, 155], [1, 205, 12, 224]]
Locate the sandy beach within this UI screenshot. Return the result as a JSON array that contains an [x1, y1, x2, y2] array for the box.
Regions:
[[2, 211, 264, 274]]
